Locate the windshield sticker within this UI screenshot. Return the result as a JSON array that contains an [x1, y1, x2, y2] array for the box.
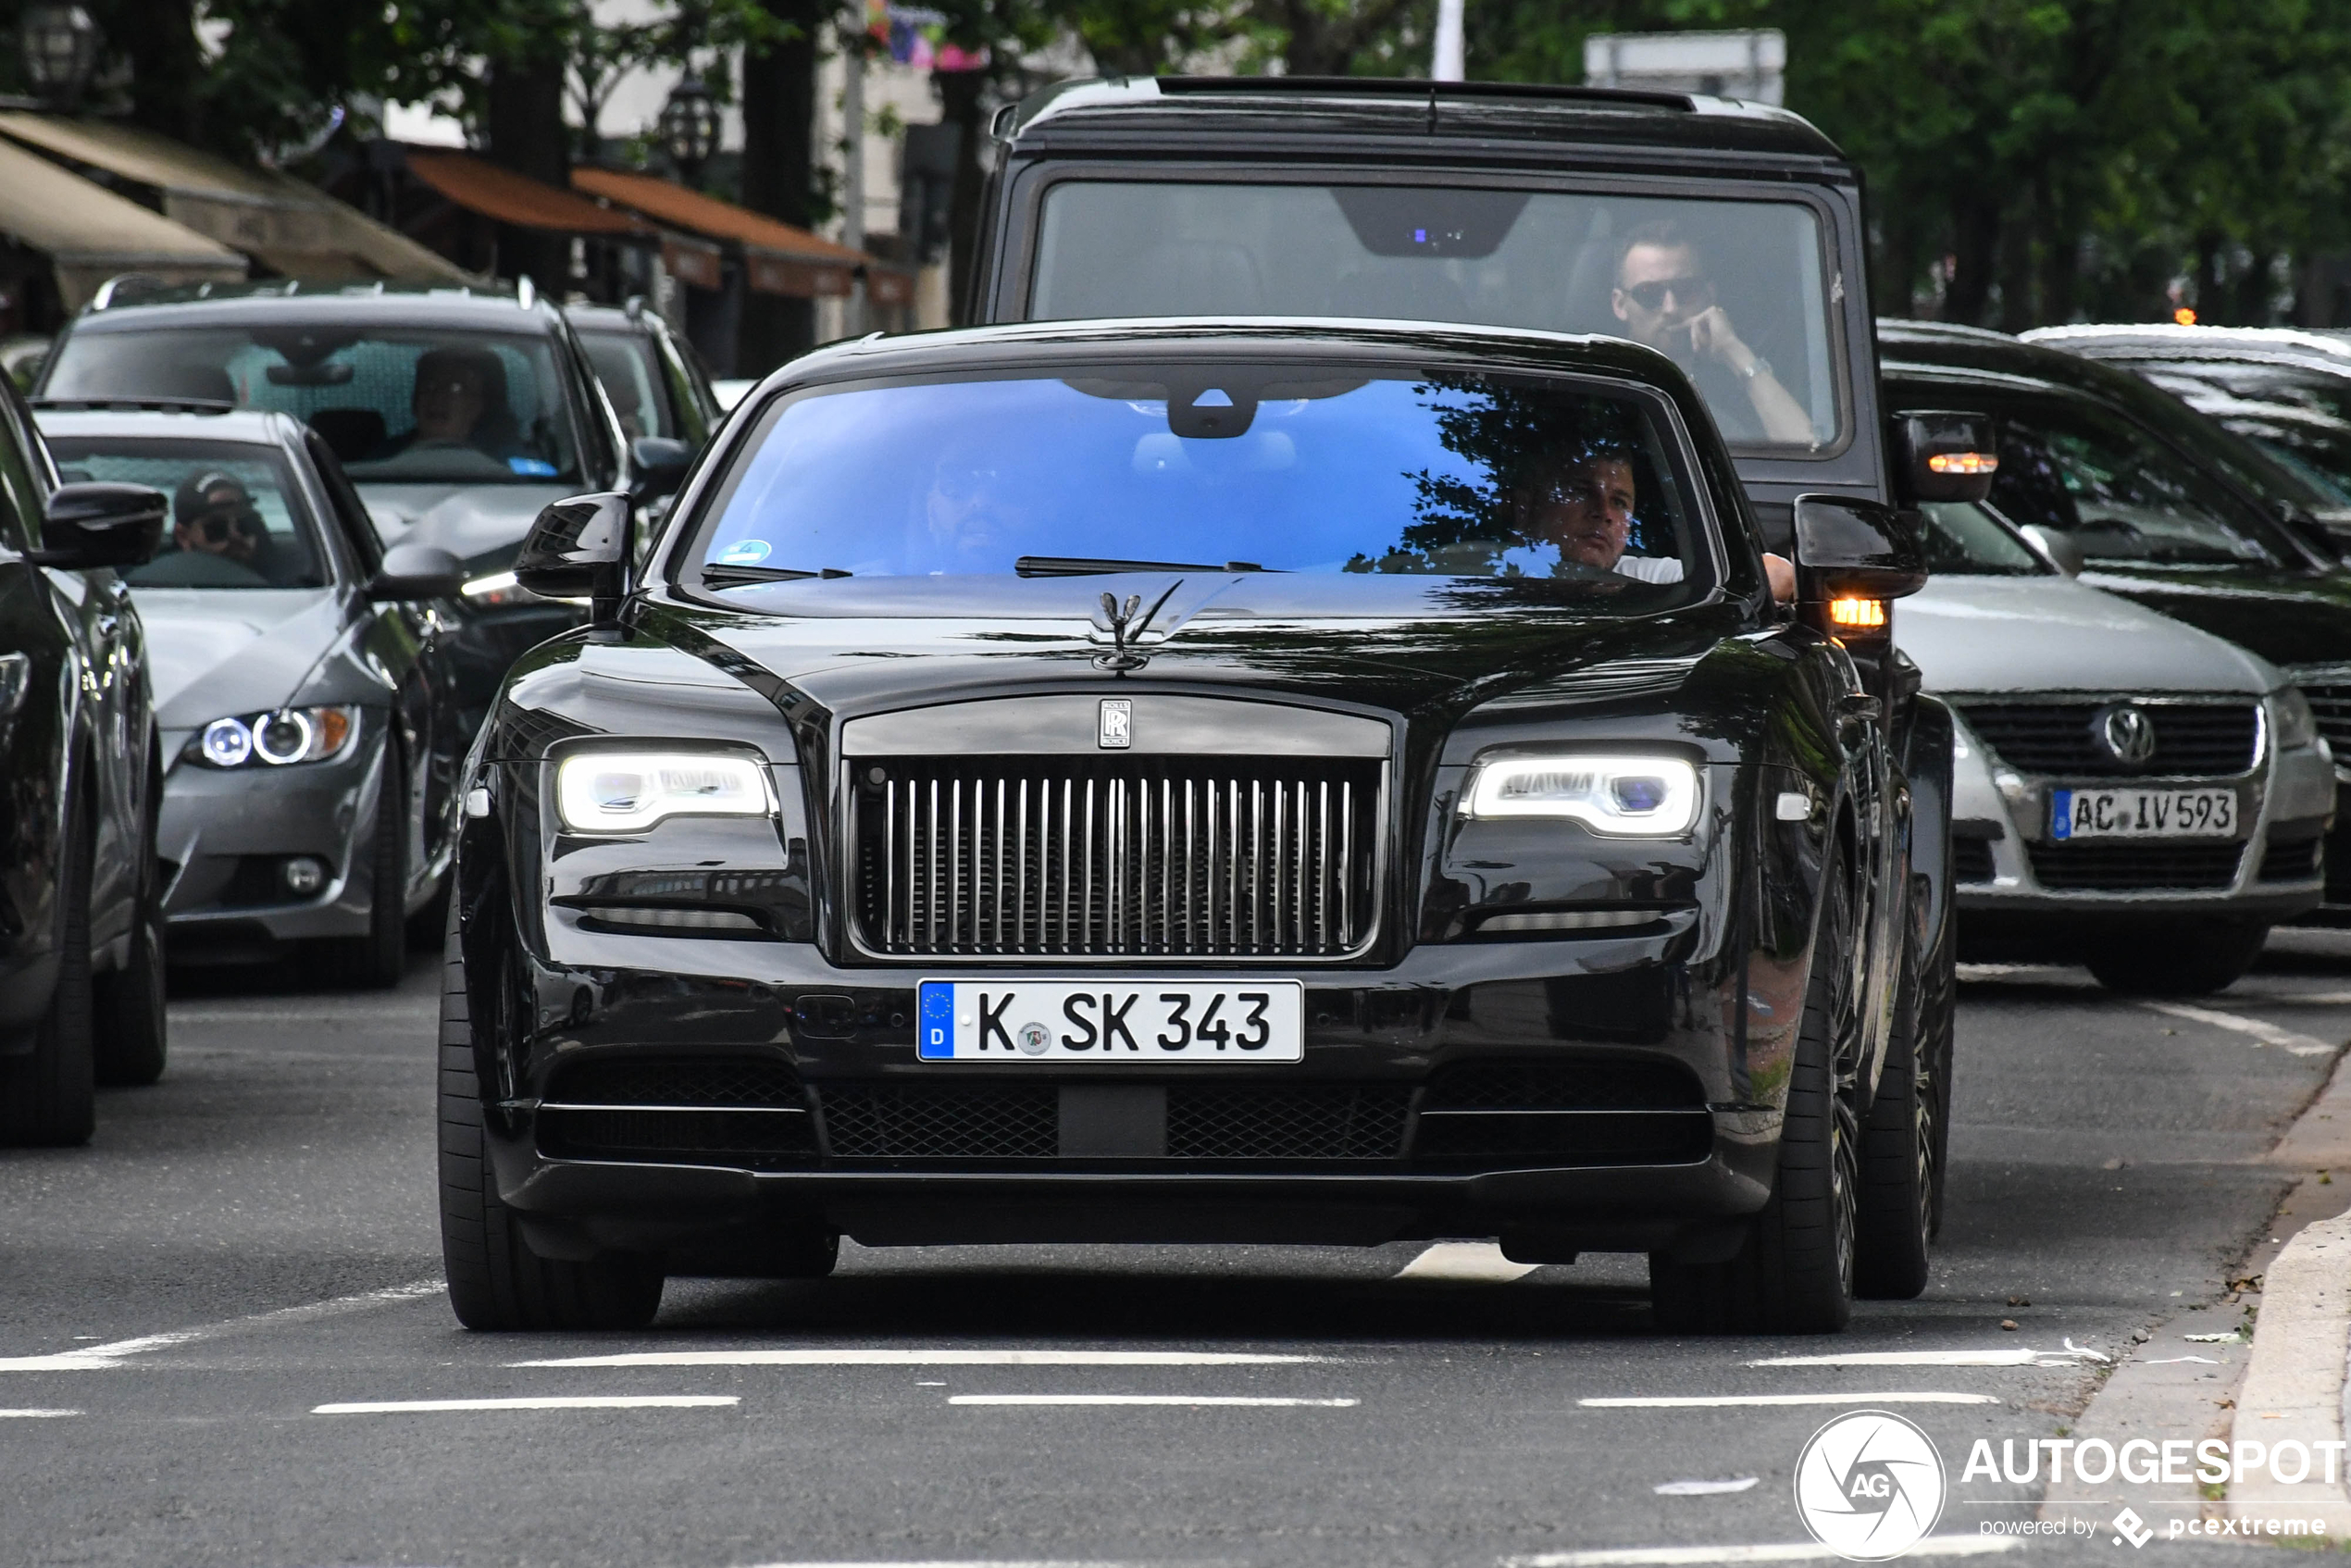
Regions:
[[507, 456, 559, 478], [717, 538, 773, 566]]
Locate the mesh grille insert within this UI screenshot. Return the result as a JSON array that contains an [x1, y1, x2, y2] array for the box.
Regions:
[[1424, 1057, 1704, 1112], [820, 1085, 1059, 1159], [1163, 1085, 1410, 1159], [537, 1108, 816, 1165], [548, 1056, 803, 1108], [1958, 703, 2258, 777], [2026, 841, 2245, 890]]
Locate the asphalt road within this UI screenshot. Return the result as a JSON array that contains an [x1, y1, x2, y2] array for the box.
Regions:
[[5, 934, 2349, 1568]]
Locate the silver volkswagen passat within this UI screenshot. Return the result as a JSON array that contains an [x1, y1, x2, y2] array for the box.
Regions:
[[1902, 500, 2335, 994], [33, 405, 470, 987]]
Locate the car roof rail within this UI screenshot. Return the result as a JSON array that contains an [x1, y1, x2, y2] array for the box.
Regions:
[[31, 396, 236, 416], [87, 273, 173, 312], [1156, 75, 1698, 112]]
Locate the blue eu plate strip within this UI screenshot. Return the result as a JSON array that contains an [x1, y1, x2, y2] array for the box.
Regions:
[[917, 981, 954, 1058], [2050, 790, 2071, 840]]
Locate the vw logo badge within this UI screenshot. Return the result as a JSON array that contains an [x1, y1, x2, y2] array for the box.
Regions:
[[2095, 703, 2158, 766], [1099, 697, 1133, 750]]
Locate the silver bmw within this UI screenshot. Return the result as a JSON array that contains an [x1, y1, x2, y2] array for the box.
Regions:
[[1901, 500, 2335, 993]]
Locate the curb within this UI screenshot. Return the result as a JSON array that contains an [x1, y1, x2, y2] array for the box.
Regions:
[[2228, 1200, 2351, 1537]]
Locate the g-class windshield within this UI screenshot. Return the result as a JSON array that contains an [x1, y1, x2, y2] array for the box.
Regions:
[[1027, 183, 1842, 453], [692, 366, 1715, 605]]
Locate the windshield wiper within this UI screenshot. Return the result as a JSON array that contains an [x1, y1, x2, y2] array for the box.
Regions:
[[700, 565, 852, 587], [1015, 555, 1268, 578]]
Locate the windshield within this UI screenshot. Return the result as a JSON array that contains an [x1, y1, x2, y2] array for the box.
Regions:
[[46, 436, 327, 590], [692, 367, 1713, 604], [1028, 182, 1841, 454], [44, 324, 584, 487], [1917, 502, 2047, 576]]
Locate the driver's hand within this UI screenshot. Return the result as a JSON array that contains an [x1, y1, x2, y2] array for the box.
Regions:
[[1763, 552, 1796, 604], [1685, 306, 1753, 369]]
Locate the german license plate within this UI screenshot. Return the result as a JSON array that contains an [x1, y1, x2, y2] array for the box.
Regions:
[[916, 979, 1304, 1062], [2049, 787, 2237, 840]]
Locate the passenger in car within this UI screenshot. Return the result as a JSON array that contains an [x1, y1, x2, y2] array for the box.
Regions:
[[170, 470, 266, 568], [371, 346, 529, 465], [1610, 218, 1815, 448], [1522, 444, 1797, 600]]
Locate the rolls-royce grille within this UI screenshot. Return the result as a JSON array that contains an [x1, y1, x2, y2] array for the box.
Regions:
[[2026, 841, 2245, 890], [851, 757, 1384, 958], [1957, 703, 2258, 776]]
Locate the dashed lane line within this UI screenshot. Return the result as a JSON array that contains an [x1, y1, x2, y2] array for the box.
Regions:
[[1394, 1241, 1539, 1283], [313, 1395, 740, 1414], [0, 1409, 79, 1418], [946, 1394, 1358, 1407], [516, 1349, 1324, 1368], [0, 1281, 442, 1371], [2141, 1002, 2338, 1057], [1500, 1538, 2021, 1566], [1751, 1344, 2106, 1367], [1579, 1392, 1998, 1409]]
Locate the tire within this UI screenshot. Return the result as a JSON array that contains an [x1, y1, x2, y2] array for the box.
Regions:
[[1650, 840, 1860, 1335], [2083, 920, 2269, 997], [318, 741, 407, 989], [93, 772, 168, 1088], [1855, 893, 1947, 1300], [438, 909, 665, 1331], [0, 813, 96, 1145]]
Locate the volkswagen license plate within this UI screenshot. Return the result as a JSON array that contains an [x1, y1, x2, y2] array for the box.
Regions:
[[2049, 787, 2237, 840], [916, 980, 1305, 1062]]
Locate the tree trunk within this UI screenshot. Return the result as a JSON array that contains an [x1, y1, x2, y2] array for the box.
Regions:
[[2192, 233, 2224, 323], [738, 0, 826, 372], [2034, 187, 2082, 328], [484, 54, 572, 292], [1872, 192, 1923, 319], [1941, 191, 2002, 327], [2232, 248, 2276, 327], [939, 68, 989, 325], [105, 0, 205, 142], [1995, 190, 2035, 333]]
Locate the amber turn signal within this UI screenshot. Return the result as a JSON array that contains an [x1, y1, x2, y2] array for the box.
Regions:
[[1926, 451, 1998, 475], [1828, 596, 1887, 630]]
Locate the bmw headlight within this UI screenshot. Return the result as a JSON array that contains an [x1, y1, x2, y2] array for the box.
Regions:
[[2270, 687, 2320, 751], [1461, 753, 1701, 836], [554, 751, 776, 834], [193, 705, 360, 768]]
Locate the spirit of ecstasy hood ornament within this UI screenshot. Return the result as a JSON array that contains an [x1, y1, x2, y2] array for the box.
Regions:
[[1093, 581, 1181, 673]]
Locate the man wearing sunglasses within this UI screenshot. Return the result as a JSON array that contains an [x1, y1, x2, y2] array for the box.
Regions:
[[171, 470, 266, 567], [1611, 218, 1816, 447]]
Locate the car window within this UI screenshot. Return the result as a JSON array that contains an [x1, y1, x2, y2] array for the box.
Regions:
[[580, 330, 675, 442], [1030, 182, 1842, 454], [0, 378, 46, 551], [1917, 502, 2047, 576], [693, 367, 1715, 605], [659, 332, 716, 444], [44, 436, 328, 590], [1979, 399, 2294, 569], [303, 429, 384, 574], [44, 324, 584, 487]]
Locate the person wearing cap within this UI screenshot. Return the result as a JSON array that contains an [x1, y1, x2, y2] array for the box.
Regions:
[[171, 470, 265, 567]]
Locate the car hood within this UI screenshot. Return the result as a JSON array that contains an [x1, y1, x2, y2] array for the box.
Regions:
[[1900, 574, 2278, 696], [356, 481, 567, 573], [2076, 564, 2351, 672], [130, 587, 347, 729], [664, 571, 1750, 731]]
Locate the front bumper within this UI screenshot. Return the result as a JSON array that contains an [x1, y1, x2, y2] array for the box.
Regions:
[[155, 728, 389, 956]]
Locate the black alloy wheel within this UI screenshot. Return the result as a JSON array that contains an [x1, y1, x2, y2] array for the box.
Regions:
[[1650, 839, 1861, 1334], [437, 906, 665, 1331], [320, 736, 409, 989], [93, 753, 168, 1087], [1854, 878, 1948, 1300], [2083, 918, 2270, 997], [0, 801, 96, 1145]]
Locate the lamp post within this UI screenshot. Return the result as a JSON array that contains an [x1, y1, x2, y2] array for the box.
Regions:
[[20, 5, 101, 111], [658, 74, 721, 188]]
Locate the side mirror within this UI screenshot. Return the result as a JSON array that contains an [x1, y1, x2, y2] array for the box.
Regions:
[[629, 435, 692, 501], [31, 482, 166, 570], [2018, 523, 2084, 577], [516, 492, 630, 626], [1891, 410, 1999, 504], [365, 542, 466, 602], [1793, 494, 1928, 643]]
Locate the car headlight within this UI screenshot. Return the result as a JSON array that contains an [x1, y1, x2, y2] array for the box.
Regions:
[[2271, 688, 2320, 751], [193, 705, 361, 768], [554, 751, 775, 834], [1461, 753, 1701, 835]]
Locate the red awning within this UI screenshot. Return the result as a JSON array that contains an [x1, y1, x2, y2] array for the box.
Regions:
[[572, 166, 867, 297], [406, 151, 647, 237]]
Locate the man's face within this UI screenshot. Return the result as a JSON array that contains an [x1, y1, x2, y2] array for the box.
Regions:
[[414, 365, 489, 442], [1612, 243, 1716, 352], [177, 486, 260, 563], [1535, 457, 1637, 570]]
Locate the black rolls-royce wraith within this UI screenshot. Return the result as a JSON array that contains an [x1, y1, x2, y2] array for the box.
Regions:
[[441, 319, 1946, 1335]]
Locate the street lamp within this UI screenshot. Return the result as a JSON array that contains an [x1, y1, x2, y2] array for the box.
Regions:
[[658, 75, 721, 187], [20, 5, 101, 110]]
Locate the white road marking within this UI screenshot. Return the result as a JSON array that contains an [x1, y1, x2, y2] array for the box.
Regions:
[[1395, 1241, 1539, 1283], [1653, 1477, 1759, 1496], [0, 1409, 79, 1418], [1502, 1537, 2021, 1566], [0, 1281, 442, 1371], [2142, 1002, 2338, 1057], [947, 1394, 1358, 1407], [313, 1395, 739, 1414], [2145, 1355, 2221, 1364], [515, 1349, 1324, 1368], [740, 1562, 1137, 1568], [1752, 1344, 2103, 1367], [1579, 1392, 1997, 1409]]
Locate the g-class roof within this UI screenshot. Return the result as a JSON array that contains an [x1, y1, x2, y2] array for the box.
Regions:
[[1001, 76, 1848, 168]]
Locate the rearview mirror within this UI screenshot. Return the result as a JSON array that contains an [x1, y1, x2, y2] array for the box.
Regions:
[[1793, 494, 1928, 642], [516, 492, 630, 626], [1891, 410, 1998, 504], [31, 482, 166, 571], [365, 542, 466, 601], [629, 435, 693, 502]]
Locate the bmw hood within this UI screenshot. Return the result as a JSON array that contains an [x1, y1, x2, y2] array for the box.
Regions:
[[1899, 575, 2280, 696], [356, 481, 567, 572], [131, 587, 348, 736]]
